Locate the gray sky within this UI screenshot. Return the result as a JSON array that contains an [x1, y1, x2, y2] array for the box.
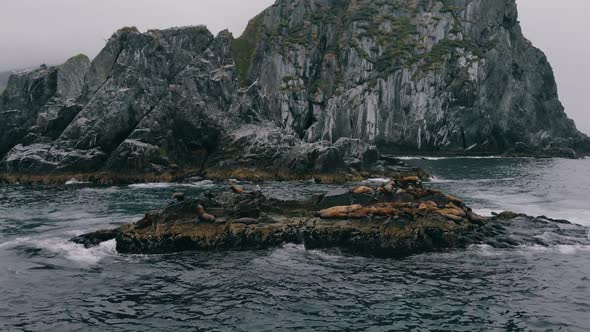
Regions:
[[0, 0, 587, 134]]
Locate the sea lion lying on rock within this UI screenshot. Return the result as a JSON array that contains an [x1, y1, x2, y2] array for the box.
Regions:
[[402, 176, 421, 183], [197, 204, 216, 222], [350, 186, 374, 195], [317, 204, 364, 219], [317, 199, 477, 223]]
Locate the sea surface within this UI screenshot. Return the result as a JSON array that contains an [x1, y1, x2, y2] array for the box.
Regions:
[[1, 158, 589, 331]]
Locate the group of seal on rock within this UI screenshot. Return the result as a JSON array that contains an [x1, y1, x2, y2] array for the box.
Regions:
[[170, 184, 263, 225], [71, 176, 590, 257], [318, 176, 476, 224], [166, 176, 431, 226]]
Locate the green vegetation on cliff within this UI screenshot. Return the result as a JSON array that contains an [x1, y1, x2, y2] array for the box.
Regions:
[[231, 14, 263, 87]]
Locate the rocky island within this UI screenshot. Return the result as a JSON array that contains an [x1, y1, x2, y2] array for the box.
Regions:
[[73, 177, 590, 256], [1, 0, 590, 185]]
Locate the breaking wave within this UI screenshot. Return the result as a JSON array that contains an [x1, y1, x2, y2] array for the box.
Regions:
[[128, 180, 216, 189], [398, 156, 506, 160], [1, 236, 117, 265]]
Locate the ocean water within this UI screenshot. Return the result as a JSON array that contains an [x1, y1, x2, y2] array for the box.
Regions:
[[1, 158, 589, 331]]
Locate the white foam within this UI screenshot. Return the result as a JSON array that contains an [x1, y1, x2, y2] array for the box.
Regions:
[[180, 180, 216, 188], [65, 178, 90, 185], [0, 236, 33, 249], [428, 176, 516, 184], [472, 208, 501, 217], [428, 175, 455, 183], [470, 243, 590, 256], [398, 156, 507, 160], [36, 238, 117, 264], [365, 177, 391, 184], [556, 245, 590, 255], [128, 180, 217, 189], [469, 244, 503, 257], [129, 182, 173, 189]]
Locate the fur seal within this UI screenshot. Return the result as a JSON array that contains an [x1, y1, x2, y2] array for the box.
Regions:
[[196, 204, 216, 222], [231, 185, 246, 194], [349, 186, 374, 195]]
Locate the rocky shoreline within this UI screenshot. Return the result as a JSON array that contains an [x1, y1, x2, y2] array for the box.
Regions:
[[72, 177, 589, 257], [0, 149, 428, 185]]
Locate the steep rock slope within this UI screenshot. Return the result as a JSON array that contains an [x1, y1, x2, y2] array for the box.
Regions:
[[236, 0, 588, 155], [0, 0, 588, 181]]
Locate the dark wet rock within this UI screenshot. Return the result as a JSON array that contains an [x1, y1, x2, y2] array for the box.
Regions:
[[234, 218, 259, 225], [71, 229, 120, 248]]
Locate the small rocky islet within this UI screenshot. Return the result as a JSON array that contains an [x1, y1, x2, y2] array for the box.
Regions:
[[73, 175, 590, 257]]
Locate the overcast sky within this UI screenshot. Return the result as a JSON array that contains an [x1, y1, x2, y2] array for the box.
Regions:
[[0, 0, 587, 134]]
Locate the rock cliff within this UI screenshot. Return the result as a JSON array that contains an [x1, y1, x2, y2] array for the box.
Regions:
[[1, 0, 588, 182]]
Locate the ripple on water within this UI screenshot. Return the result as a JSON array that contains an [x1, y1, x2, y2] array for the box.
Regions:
[[1, 159, 590, 331]]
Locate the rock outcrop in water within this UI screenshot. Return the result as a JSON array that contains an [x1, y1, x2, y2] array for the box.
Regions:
[[2, 0, 589, 183], [72, 180, 590, 256]]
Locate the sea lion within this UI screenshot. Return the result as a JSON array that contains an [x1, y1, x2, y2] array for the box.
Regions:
[[318, 204, 363, 219], [231, 184, 246, 194], [350, 186, 374, 195], [136, 213, 154, 228], [196, 204, 216, 222], [418, 201, 438, 212], [171, 192, 185, 201], [437, 206, 466, 217], [402, 176, 421, 183], [366, 206, 398, 216]]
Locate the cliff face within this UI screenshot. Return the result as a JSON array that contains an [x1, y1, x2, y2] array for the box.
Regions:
[[0, 0, 588, 180], [237, 0, 587, 155]]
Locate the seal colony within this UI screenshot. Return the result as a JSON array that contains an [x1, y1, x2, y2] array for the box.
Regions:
[[72, 177, 589, 257]]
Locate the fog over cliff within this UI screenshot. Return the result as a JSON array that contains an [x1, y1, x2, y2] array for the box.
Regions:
[[0, 0, 587, 134]]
